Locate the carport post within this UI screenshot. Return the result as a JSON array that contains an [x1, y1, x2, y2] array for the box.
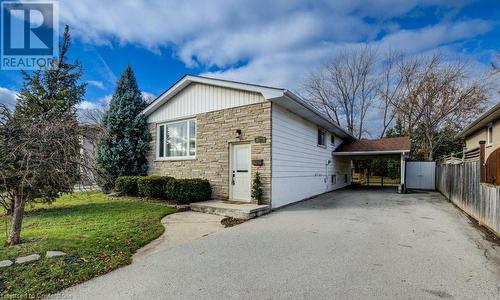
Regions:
[[399, 152, 406, 193]]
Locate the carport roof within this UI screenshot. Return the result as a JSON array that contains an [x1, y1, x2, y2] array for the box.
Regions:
[[333, 136, 411, 156]]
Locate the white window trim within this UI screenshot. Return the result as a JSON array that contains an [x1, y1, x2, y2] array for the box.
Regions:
[[487, 123, 493, 145], [317, 128, 326, 148], [156, 118, 197, 161]]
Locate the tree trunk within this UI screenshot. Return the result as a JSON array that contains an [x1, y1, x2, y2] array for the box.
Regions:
[[7, 192, 25, 245], [427, 133, 434, 161]]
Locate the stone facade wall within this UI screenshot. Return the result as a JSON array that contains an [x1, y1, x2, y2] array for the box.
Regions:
[[148, 102, 272, 205]]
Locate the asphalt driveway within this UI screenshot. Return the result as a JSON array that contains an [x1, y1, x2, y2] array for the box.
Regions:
[[53, 188, 500, 300]]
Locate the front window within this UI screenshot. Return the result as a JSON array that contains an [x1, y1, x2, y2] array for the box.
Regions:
[[157, 119, 196, 159], [487, 124, 493, 145]]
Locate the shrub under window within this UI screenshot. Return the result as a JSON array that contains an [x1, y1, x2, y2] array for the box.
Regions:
[[115, 176, 143, 196], [137, 176, 175, 199], [166, 178, 211, 204]]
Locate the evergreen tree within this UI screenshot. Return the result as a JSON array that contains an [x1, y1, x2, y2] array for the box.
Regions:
[[96, 65, 151, 187], [1, 25, 85, 245], [251, 172, 263, 203], [385, 118, 406, 138]]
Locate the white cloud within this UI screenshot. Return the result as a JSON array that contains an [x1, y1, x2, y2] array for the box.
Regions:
[[0, 87, 18, 109], [377, 20, 492, 54], [76, 100, 98, 111], [60, 0, 494, 134], [142, 91, 156, 103], [202, 19, 493, 89], [58, 1, 492, 89], [87, 80, 105, 90]]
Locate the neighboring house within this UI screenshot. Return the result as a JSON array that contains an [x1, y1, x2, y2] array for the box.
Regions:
[[141, 75, 355, 208], [77, 124, 100, 186], [458, 102, 500, 185]]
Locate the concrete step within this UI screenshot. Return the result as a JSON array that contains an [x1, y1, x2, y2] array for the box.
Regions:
[[190, 200, 270, 220]]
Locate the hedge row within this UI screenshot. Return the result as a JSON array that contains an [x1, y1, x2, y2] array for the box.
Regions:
[[114, 176, 211, 204]]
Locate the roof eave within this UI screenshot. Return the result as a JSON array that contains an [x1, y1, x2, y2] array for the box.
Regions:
[[458, 102, 500, 138], [333, 149, 410, 156]]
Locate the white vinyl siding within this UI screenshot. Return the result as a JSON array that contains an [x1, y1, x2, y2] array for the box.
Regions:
[[271, 104, 351, 208], [148, 83, 265, 123]]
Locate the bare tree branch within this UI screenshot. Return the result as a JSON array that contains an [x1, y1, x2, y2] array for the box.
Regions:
[[303, 46, 378, 138]]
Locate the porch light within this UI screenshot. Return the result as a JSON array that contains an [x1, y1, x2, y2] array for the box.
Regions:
[[235, 129, 242, 139]]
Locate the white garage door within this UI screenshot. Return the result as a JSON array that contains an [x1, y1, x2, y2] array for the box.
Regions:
[[406, 161, 436, 190]]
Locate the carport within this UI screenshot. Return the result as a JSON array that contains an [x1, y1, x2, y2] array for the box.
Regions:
[[333, 137, 411, 192]]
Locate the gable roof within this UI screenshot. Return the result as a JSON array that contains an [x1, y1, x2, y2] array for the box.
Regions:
[[142, 75, 285, 116], [458, 102, 500, 138], [334, 136, 411, 155], [141, 75, 356, 141]]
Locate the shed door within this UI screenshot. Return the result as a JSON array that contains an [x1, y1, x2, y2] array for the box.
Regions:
[[406, 161, 436, 190]]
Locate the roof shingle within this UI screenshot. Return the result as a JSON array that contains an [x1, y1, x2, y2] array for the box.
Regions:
[[334, 136, 411, 153]]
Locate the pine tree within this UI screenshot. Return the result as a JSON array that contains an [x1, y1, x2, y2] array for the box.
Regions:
[[385, 118, 405, 138], [96, 65, 151, 188], [1, 25, 85, 245]]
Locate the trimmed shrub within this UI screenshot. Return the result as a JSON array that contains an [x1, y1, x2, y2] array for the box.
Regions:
[[166, 178, 212, 204], [137, 176, 174, 199], [115, 176, 142, 196]]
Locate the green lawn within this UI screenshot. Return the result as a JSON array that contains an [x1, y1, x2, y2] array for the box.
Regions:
[[0, 192, 176, 298]]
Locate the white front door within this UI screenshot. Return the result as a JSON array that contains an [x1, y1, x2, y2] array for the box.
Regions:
[[230, 144, 251, 202]]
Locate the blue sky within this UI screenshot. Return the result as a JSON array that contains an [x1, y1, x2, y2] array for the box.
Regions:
[[0, 0, 499, 126]]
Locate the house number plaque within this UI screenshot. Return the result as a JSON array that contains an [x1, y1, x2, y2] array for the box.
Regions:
[[254, 136, 267, 143]]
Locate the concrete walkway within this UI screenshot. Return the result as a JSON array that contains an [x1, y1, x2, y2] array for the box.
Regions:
[[134, 211, 225, 260], [52, 188, 500, 299]]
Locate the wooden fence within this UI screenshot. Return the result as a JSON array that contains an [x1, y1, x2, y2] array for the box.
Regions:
[[437, 160, 500, 236]]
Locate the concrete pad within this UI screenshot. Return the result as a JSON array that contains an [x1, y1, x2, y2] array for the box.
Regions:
[[190, 200, 270, 219], [15, 254, 40, 264], [133, 211, 224, 260]]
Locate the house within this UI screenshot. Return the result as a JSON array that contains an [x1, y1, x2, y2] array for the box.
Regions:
[[458, 102, 500, 185], [76, 124, 100, 187], [141, 75, 356, 208]]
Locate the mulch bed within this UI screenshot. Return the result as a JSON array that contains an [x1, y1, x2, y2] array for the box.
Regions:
[[221, 217, 246, 227]]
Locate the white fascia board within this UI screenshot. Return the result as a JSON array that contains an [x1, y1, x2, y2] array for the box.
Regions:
[[332, 150, 409, 156], [141, 75, 285, 116]]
